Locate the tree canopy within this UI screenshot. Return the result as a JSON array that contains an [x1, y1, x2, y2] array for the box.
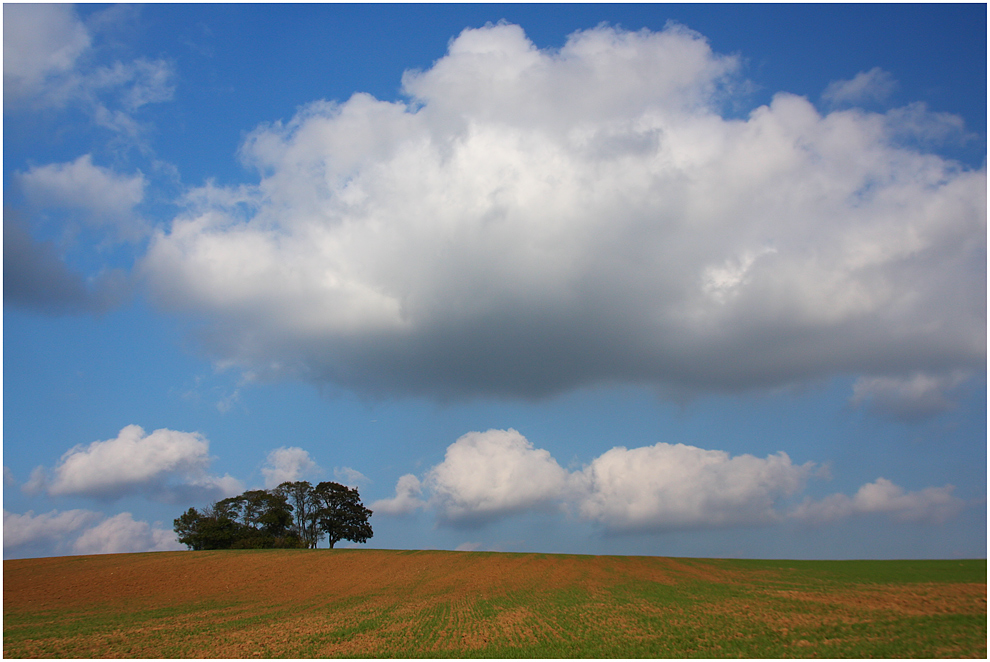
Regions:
[[174, 481, 373, 550]]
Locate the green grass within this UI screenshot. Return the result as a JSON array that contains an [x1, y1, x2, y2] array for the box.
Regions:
[[4, 551, 985, 658], [724, 558, 986, 584]]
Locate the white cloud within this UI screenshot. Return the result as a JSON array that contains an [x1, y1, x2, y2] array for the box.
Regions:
[[3, 3, 91, 105], [791, 478, 965, 524], [3, 466, 16, 486], [3, 508, 102, 549], [216, 388, 242, 414], [850, 371, 971, 420], [822, 67, 897, 106], [140, 22, 985, 403], [261, 447, 322, 488], [100, 58, 176, 111], [3, 509, 183, 558], [884, 102, 969, 145], [3, 3, 174, 143], [37, 424, 242, 502], [19, 155, 147, 241], [2, 5, 174, 109], [371, 474, 426, 516], [380, 429, 969, 533], [399, 22, 739, 128], [22, 466, 49, 496], [425, 429, 571, 525], [574, 443, 812, 532], [385, 428, 813, 531], [72, 512, 183, 555], [334, 466, 369, 487]]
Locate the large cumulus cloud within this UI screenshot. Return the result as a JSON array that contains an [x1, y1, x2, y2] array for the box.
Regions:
[[377, 428, 965, 533], [141, 22, 986, 401], [25, 424, 242, 503], [425, 429, 570, 525], [573, 442, 811, 532]]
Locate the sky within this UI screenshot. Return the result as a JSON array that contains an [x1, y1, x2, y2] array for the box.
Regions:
[[3, 3, 986, 561]]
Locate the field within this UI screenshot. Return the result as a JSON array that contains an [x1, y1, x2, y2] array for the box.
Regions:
[[3, 549, 985, 658]]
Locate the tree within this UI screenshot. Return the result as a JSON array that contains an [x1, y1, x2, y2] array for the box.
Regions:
[[311, 481, 373, 549], [173, 506, 243, 550], [174, 490, 303, 550], [174, 482, 372, 551], [275, 480, 321, 548], [253, 490, 293, 537], [173, 507, 205, 550], [219, 490, 294, 537]]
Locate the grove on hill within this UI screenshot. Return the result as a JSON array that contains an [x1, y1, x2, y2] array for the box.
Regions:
[[174, 481, 373, 551], [3, 549, 986, 658]]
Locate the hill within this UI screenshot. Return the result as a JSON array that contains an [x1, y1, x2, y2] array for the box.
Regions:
[[3, 549, 986, 658]]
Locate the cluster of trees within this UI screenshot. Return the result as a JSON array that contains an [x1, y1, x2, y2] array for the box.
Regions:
[[174, 481, 373, 550]]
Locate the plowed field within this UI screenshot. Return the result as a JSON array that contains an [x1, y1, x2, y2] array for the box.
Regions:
[[3, 550, 985, 658]]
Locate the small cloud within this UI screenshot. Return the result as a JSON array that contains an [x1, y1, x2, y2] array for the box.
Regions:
[[72, 512, 183, 555], [822, 67, 897, 106], [791, 478, 965, 524], [3, 508, 102, 549], [116, 58, 175, 111], [261, 447, 322, 488], [3, 466, 16, 486], [883, 101, 969, 144], [216, 388, 241, 414], [701, 247, 777, 304], [371, 474, 426, 516], [18, 154, 148, 242], [2, 3, 91, 106], [4, 3, 174, 135], [334, 466, 369, 487], [22, 466, 49, 496], [4, 508, 183, 558], [850, 371, 970, 421], [455, 541, 483, 552]]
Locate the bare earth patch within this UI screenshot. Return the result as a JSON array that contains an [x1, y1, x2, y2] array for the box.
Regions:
[[773, 582, 987, 616]]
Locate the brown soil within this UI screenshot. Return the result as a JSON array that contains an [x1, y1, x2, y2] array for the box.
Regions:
[[1, 549, 743, 613], [2, 550, 737, 657], [4, 550, 986, 659], [771, 582, 988, 616]]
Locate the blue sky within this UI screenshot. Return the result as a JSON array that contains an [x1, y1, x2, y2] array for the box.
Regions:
[[3, 3, 986, 560]]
